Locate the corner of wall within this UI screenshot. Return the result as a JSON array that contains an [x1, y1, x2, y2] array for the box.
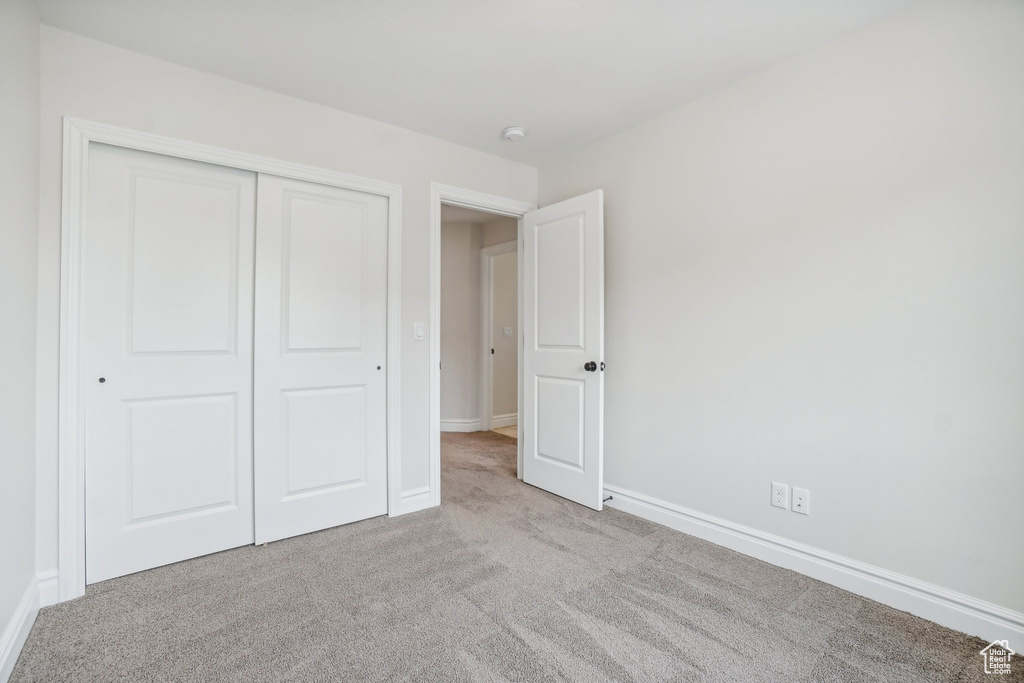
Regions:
[[0, 0, 42, 678], [0, 577, 39, 683]]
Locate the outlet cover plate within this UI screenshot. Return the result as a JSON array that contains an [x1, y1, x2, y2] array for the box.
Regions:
[[792, 487, 810, 515], [771, 482, 789, 509]]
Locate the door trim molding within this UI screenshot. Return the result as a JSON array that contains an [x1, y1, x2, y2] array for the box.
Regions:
[[429, 184, 535, 506], [479, 240, 518, 434], [58, 117, 404, 602]]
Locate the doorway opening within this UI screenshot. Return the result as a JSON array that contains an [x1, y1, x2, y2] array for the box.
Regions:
[[429, 183, 605, 511], [427, 184, 536, 505], [439, 204, 519, 442]]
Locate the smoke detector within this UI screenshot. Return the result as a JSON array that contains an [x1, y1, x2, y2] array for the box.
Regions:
[[502, 126, 526, 142]]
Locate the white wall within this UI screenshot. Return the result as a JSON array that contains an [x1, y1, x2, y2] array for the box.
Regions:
[[490, 250, 518, 419], [0, 0, 40, 674], [35, 27, 537, 575], [440, 221, 483, 425], [539, 0, 1024, 614]]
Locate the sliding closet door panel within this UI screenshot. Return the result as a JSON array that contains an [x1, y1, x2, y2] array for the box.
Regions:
[[84, 143, 257, 584], [254, 174, 388, 544]]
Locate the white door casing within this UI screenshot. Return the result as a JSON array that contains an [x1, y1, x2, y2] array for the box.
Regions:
[[253, 174, 389, 544], [480, 241, 518, 433], [429, 184, 537, 497], [83, 144, 257, 583], [521, 190, 605, 510]]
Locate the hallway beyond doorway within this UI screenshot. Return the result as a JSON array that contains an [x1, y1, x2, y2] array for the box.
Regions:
[[492, 425, 517, 439]]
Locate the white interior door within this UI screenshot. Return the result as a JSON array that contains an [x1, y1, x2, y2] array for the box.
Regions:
[[84, 144, 257, 583], [522, 190, 605, 509], [254, 174, 389, 544]]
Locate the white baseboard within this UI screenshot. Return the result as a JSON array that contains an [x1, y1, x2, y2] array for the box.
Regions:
[[391, 486, 434, 516], [440, 419, 482, 433], [491, 413, 517, 429], [604, 484, 1024, 645], [0, 578, 39, 683], [36, 571, 59, 609], [441, 416, 516, 432]]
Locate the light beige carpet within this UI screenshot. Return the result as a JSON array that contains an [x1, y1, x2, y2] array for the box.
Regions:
[[12, 431, 998, 681]]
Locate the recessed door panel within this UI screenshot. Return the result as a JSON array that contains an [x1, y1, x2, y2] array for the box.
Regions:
[[536, 214, 585, 349], [84, 143, 256, 584], [129, 172, 240, 354], [284, 194, 366, 351], [523, 191, 604, 509], [282, 386, 367, 497], [127, 394, 239, 522], [255, 174, 388, 544], [535, 377, 584, 471]]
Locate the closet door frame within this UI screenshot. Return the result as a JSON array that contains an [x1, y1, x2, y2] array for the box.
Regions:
[[57, 117, 404, 602]]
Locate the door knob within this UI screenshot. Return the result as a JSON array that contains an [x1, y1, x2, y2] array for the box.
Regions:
[[584, 361, 597, 372]]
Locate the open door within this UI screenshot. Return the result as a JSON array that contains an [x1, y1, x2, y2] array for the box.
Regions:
[[522, 190, 604, 510]]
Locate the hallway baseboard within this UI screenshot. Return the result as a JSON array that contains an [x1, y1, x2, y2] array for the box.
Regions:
[[490, 413, 517, 429], [440, 419, 482, 433]]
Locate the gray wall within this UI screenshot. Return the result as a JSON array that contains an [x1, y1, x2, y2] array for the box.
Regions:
[[539, 0, 1024, 613], [0, 0, 40, 661]]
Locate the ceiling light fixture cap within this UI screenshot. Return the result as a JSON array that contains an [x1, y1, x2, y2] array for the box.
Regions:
[[503, 126, 526, 142]]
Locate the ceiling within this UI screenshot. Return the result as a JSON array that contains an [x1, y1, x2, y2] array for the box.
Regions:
[[34, 0, 916, 166]]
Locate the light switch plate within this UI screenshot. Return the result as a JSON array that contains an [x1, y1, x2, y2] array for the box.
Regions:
[[413, 322, 425, 341], [503, 327, 513, 338]]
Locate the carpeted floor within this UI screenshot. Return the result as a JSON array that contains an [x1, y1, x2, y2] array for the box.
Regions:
[[12, 431, 1000, 682]]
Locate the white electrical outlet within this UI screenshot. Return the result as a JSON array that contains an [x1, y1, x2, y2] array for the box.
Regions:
[[771, 482, 789, 509], [792, 487, 810, 515]]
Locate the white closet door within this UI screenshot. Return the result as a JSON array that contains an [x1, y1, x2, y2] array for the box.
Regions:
[[522, 190, 605, 510], [254, 174, 389, 544], [84, 144, 257, 584]]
